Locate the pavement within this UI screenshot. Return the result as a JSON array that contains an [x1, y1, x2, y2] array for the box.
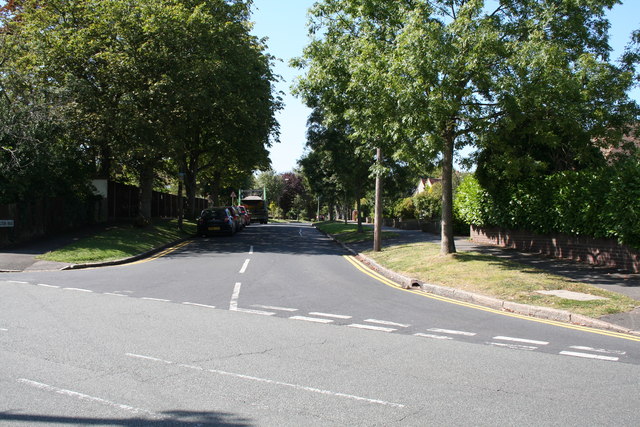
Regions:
[[1, 222, 639, 333]]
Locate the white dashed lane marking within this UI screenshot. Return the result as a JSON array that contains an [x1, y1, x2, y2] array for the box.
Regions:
[[37, 283, 60, 289], [493, 336, 549, 346], [63, 288, 93, 293], [18, 378, 160, 418], [183, 302, 216, 309], [290, 316, 334, 324], [309, 312, 352, 320], [239, 259, 250, 274], [427, 328, 476, 337], [348, 324, 396, 333], [364, 319, 410, 328], [252, 305, 298, 312], [414, 333, 453, 340], [488, 342, 538, 351], [141, 297, 171, 302], [569, 346, 626, 355], [235, 308, 275, 316], [560, 351, 619, 362], [126, 353, 405, 408]]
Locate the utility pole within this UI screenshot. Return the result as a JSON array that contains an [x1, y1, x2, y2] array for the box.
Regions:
[[373, 147, 382, 252]]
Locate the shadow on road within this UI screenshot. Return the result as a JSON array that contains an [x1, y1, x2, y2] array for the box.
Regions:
[[0, 410, 253, 426]]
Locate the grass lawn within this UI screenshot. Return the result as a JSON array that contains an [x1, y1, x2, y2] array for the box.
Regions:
[[364, 241, 637, 318], [315, 221, 398, 243], [38, 219, 196, 264]]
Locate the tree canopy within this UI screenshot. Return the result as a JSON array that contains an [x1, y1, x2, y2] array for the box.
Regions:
[[295, 0, 637, 253], [1, 0, 281, 220]]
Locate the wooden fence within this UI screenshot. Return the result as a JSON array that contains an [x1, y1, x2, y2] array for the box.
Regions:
[[0, 181, 208, 248]]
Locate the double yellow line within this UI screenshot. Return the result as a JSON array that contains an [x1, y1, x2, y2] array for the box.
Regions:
[[129, 240, 193, 266], [343, 255, 640, 342]]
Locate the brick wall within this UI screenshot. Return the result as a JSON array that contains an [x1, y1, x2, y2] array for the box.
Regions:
[[471, 226, 640, 273]]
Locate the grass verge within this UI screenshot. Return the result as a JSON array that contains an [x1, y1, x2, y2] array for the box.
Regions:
[[315, 221, 398, 243], [364, 241, 637, 318], [38, 219, 196, 264]]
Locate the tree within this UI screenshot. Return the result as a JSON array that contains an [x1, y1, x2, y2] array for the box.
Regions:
[[279, 172, 306, 218], [8, 0, 280, 223], [297, 0, 635, 254], [254, 170, 285, 210]]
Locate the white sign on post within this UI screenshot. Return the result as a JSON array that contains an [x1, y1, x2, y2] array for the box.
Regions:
[[0, 220, 15, 228]]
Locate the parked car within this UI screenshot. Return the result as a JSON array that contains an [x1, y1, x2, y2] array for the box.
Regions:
[[236, 205, 251, 227], [197, 207, 236, 236], [224, 206, 243, 231]]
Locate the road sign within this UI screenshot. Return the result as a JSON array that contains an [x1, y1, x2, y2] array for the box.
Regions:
[[0, 220, 15, 228]]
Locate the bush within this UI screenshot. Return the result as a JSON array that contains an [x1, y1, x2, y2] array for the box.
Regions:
[[455, 161, 640, 249], [393, 197, 416, 219], [414, 182, 442, 221]]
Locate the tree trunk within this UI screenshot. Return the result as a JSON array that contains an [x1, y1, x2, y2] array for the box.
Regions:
[[210, 170, 221, 206], [97, 143, 112, 179], [185, 165, 197, 220], [373, 147, 383, 252], [137, 160, 155, 225], [355, 186, 363, 233], [440, 131, 456, 255], [178, 179, 184, 231]]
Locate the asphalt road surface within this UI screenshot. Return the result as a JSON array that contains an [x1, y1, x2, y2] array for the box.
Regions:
[[1, 223, 639, 426]]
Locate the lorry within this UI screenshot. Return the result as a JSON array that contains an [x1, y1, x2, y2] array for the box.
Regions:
[[239, 188, 268, 224]]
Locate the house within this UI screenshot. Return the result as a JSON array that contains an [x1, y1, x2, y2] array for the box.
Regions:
[[414, 177, 441, 196], [601, 125, 639, 162]]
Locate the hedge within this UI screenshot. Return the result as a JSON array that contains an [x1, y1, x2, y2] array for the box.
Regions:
[[454, 160, 640, 249]]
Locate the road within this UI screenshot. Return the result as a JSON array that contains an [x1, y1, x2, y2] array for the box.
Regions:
[[1, 223, 639, 425]]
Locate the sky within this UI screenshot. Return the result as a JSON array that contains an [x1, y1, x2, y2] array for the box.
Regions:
[[250, 0, 640, 174]]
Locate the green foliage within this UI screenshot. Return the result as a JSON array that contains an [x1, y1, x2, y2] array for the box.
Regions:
[[455, 161, 640, 249], [393, 197, 416, 219], [413, 183, 442, 221], [2, 0, 279, 218]]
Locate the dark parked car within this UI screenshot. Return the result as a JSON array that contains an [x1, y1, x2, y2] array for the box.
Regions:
[[197, 207, 236, 236], [236, 205, 251, 227], [224, 206, 243, 231]]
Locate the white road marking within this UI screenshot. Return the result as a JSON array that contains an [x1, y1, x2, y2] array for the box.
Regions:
[[63, 287, 93, 293], [239, 259, 250, 274], [560, 351, 619, 362], [230, 282, 241, 311], [0, 328, 7, 332], [569, 346, 626, 355], [365, 319, 410, 328], [428, 328, 476, 337], [141, 297, 170, 302], [183, 302, 216, 309], [493, 336, 549, 346], [299, 230, 303, 237], [249, 245, 254, 254], [414, 333, 453, 340], [37, 283, 60, 289], [487, 342, 538, 351], [104, 293, 128, 297], [290, 316, 334, 324], [17, 378, 160, 418], [235, 308, 275, 316], [348, 324, 397, 333], [309, 312, 352, 320], [252, 304, 298, 312], [126, 353, 405, 408], [7, 281, 28, 284]]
